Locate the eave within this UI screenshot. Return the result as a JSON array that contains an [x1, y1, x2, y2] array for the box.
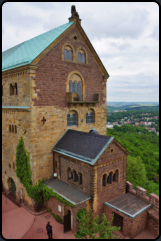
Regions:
[[2, 64, 38, 77]]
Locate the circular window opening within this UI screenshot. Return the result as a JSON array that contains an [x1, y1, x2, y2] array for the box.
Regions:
[[74, 36, 77, 40], [111, 148, 114, 153]]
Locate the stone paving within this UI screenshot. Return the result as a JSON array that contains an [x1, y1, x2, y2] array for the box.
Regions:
[[2, 194, 35, 239], [2, 193, 75, 239]]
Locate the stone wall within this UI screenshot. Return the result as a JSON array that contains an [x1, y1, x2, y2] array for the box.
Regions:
[[45, 196, 90, 233], [28, 25, 107, 185], [2, 107, 33, 205], [126, 181, 159, 236], [103, 204, 148, 239], [96, 157, 126, 221], [32, 25, 106, 109], [96, 141, 127, 165], [56, 153, 91, 195]]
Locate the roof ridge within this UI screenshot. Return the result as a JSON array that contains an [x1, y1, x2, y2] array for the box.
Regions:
[[67, 129, 111, 138]]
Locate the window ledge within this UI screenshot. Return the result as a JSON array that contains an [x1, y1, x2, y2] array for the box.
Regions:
[[63, 59, 87, 65]]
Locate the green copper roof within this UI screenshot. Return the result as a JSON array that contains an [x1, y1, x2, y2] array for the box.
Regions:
[[2, 21, 74, 72]]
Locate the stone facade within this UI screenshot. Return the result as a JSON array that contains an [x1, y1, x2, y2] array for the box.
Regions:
[[2, 21, 108, 205], [53, 140, 128, 223]]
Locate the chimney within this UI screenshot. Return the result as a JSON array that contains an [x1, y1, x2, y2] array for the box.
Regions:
[[68, 5, 81, 25]]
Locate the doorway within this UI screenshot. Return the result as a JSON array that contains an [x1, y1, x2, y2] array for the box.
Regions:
[[113, 212, 123, 231], [64, 209, 71, 233], [10, 178, 16, 195]]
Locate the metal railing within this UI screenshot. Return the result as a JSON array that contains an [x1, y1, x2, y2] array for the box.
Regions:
[[67, 92, 100, 103]]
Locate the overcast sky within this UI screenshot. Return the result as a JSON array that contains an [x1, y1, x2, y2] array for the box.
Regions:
[[2, 2, 159, 102]]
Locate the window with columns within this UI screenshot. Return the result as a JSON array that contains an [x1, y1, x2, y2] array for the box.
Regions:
[[113, 169, 119, 182], [67, 112, 77, 126], [102, 170, 119, 187], [9, 82, 18, 96], [86, 111, 94, 124], [67, 168, 82, 185]]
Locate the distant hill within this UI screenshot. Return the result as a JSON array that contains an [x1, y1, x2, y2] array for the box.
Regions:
[[107, 102, 159, 113]]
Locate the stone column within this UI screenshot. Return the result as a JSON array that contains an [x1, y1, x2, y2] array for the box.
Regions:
[[149, 193, 159, 213], [136, 186, 147, 199], [126, 181, 134, 192]]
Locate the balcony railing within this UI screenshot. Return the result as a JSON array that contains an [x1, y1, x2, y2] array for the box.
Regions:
[[67, 92, 100, 104]]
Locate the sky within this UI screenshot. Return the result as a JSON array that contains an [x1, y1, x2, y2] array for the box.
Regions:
[[2, 2, 159, 102]]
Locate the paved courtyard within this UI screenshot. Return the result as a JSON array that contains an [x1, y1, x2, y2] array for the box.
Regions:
[[2, 193, 75, 239], [2, 193, 158, 239]]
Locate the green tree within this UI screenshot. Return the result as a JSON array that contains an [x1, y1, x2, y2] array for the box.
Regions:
[[75, 209, 120, 239], [126, 156, 147, 187], [16, 136, 32, 187]]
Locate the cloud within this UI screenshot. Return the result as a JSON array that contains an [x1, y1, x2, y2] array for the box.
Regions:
[[149, 26, 159, 41], [2, 2, 159, 102]]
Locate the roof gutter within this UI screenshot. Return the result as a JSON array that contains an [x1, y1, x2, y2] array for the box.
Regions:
[[104, 202, 152, 219]]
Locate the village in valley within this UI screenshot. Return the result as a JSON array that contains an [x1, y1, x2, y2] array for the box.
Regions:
[[106, 103, 159, 135]]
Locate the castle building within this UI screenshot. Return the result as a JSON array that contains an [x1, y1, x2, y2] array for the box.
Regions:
[[2, 6, 159, 238]]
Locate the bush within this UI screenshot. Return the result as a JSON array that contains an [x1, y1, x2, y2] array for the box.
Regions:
[[52, 212, 64, 224]]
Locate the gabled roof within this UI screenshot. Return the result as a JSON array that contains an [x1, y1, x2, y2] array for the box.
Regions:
[[2, 21, 74, 72], [104, 192, 151, 219], [53, 129, 114, 165]]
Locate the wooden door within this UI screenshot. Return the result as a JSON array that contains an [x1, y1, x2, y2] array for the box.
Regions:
[[113, 213, 123, 231], [64, 212, 71, 233]]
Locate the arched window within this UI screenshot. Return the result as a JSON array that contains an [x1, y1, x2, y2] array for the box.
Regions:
[[12, 125, 14, 133], [69, 80, 82, 100], [64, 46, 73, 61], [86, 111, 94, 124], [74, 171, 78, 182], [10, 84, 14, 96], [102, 174, 107, 186], [67, 168, 72, 179], [15, 125, 17, 133], [114, 169, 119, 182], [73, 170, 76, 182], [78, 50, 86, 63], [67, 113, 77, 126], [107, 172, 113, 184], [15, 83, 18, 95], [113, 173, 115, 182], [79, 173, 82, 185]]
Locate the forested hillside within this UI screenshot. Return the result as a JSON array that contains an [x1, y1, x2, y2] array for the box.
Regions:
[[107, 110, 159, 122], [107, 125, 159, 196]]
